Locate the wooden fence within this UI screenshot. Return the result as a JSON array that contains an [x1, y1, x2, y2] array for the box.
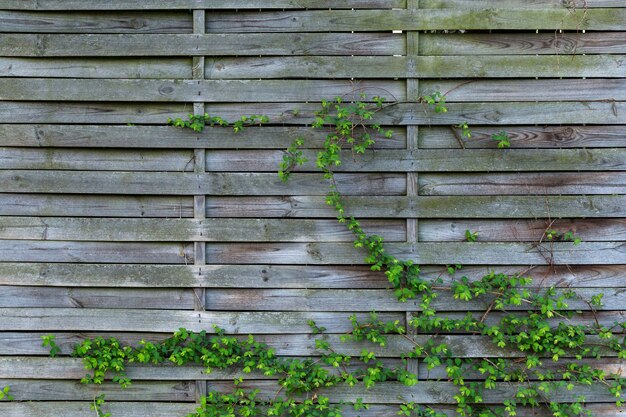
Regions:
[[0, 1, 625, 416]]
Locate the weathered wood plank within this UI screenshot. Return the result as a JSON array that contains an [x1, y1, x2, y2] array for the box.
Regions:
[[0, 1, 406, 10], [204, 9, 626, 32], [210, 380, 624, 404], [0, 33, 404, 57], [8, 148, 621, 172], [421, 79, 626, 102], [420, 126, 626, 149], [0, 380, 194, 402], [0, 125, 406, 149], [421, 32, 626, 55], [0, 11, 191, 33], [419, 219, 626, 242], [0, 171, 406, 195], [206, 242, 626, 265], [0, 287, 194, 309], [0, 194, 193, 217], [0, 241, 193, 264], [0, 102, 621, 125], [0, 403, 622, 417], [0, 332, 618, 358], [421, 0, 622, 8], [0, 403, 196, 417], [0, 309, 404, 333], [2, 357, 623, 383], [205, 149, 626, 172], [205, 55, 626, 79], [420, 173, 626, 195], [0, 148, 194, 171], [3, 263, 623, 289], [0, 58, 191, 78], [0, 78, 406, 102], [0, 217, 406, 242], [205, 195, 626, 218], [205, 288, 626, 311]]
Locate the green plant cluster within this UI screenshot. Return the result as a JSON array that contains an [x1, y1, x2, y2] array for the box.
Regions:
[[37, 95, 626, 417]]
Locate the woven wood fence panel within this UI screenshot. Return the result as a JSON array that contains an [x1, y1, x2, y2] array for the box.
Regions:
[[0, 1, 625, 416]]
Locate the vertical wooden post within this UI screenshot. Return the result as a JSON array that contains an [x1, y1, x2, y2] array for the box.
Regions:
[[192, 8, 208, 403], [405, 0, 420, 379]]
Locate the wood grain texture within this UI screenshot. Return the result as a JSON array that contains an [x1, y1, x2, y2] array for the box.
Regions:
[[204, 288, 626, 311], [0, 124, 406, 149], [205, 195, 626, 218], [2, 263, 624, 289], [0, 332, 620, 358], [419, 172, 626, 195], [420, 125, 626, 149], [0, 102, 621, 124], [0, 78, 406, 102], [0, 33, 404, 57], [0, 11, 192, 33], [204, 9, 626, 32], [0, 217, 406, 242], [0, 194, 193, 217], [0, 240, 193, 263], [0, 57, 191, 78], [0, 1, 406, 10], [0, 171, 406, 195], [204, 55, 626, 78], [204, 148, 626, 172], [421, 32, 626, 55], [206, 242, 626, 265]]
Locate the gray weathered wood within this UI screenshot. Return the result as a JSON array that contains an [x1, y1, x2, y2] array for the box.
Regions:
[[205, 195, 626, 218], [206, 242, 626, 265], [0, 102, 621, 124], [205, 55, 626, 79], [204, 149, 626, 172], [0, 1, 405, 10], [0, 194, 193, 217], [203, 9, 626, 32], [0, 124, 406, 149], [0, 379, 195, 402], [419, 219, 626, 242], [0, 11, 191, 33], [0, 33, 404, 56], [0, 301, 582, 339], [421, 32, 626, 55], [3, 263, 624, 289], [421, 79, 626, 101], [420, 126, 626, 149], [0, 287, 194, 309], [0, 309, 404, 333], [0, 57, 191, 78], [0, 403, 622, 417], [421, 0, 622, 7], [0, 78, 406, 102], [0, 148, 194, 171], [0, 171, 406, 195], [420, 172, 626, 195], [204, 288, 626, 311], [0, 332, 619, 358], [0, 241, 193, 263], [0, 217, 406, 242]]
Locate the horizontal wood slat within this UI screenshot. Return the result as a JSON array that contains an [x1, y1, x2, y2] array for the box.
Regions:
[[205, 242, 626, 265], [2, 263, 624, 288], [0, 308, 622, 333], [0, 102, 621, 124], [203, 55, 626, 79], [0, 11, 192, 33], [0, 217, 407, 242], [203, 9, 626, 32]]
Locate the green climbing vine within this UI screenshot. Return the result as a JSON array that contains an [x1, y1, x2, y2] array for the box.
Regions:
[[37, 93, 626, 417]]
